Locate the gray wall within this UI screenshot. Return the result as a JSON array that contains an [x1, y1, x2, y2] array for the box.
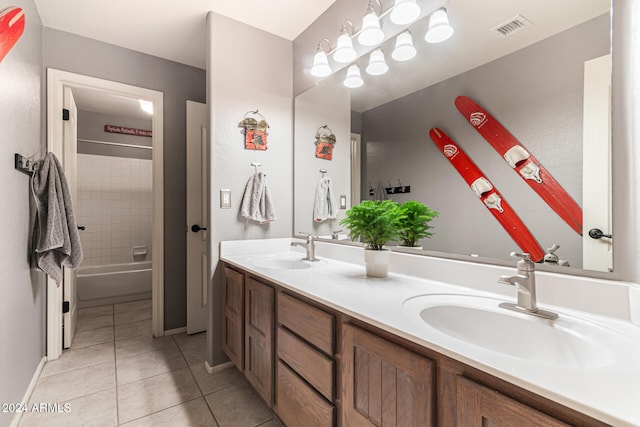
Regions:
[[206, 13, 293, 366], [78, 110, 152, 159], [294, 75, 351, 236], [0, 1, 46, 426], [361, 15, 609, 266], [43, 29, 206, 329]]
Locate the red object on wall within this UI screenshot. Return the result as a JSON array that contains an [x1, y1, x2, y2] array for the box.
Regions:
[[455, 95, 582, 235], [0, 6, 25, 63], [104, 124, 152, 137], [245, 130, 268, 150], [315, 141, 333, 160], [430, 127, 545, 262]]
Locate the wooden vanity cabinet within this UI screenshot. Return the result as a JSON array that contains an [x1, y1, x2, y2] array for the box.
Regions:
[[222, 266, 275, 405], [222, 266, 244, 370], [221, 263, 609, 427], [341, 323, 435, 426], [275, 292, 337, 427], [244, 277, 275, 405], [456, 376, 570, 427]]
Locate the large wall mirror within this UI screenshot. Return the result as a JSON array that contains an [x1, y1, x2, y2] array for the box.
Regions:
[[294, 0, 612, 273]]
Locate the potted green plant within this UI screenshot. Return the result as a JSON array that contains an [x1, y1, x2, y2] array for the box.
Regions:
[[339, 200, 404, 277], [398, 200, 439, 248]]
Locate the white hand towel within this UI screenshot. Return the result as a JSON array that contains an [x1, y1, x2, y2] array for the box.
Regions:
[[30, 152, 83, 284], [240, 172, 276, 224], [374, 181, 387, 201], [313, 176, 338, 223]]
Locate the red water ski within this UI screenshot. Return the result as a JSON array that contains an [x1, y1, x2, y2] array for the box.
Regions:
[[0, 7, 25, 63], [455, 96, 582, 235], [430, 128, 545, 262]]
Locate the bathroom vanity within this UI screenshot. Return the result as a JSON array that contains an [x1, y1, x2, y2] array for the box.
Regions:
[[220, 238, 640, 427]]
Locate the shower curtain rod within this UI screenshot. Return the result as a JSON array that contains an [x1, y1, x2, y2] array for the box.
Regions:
[[77, 138, 153, 150]]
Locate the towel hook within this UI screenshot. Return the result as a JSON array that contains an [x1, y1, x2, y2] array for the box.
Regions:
[[319, 168, 327, 178], [251, 162, 261, 174]]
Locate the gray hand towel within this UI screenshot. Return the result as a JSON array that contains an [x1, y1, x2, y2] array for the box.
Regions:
[[239, 172, 276, 224], [30, 153, 83, 284], [313, 176, 338, 223]]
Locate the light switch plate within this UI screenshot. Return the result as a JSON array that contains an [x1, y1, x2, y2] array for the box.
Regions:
[[340, 195, 347, 209], [220, 189, 231, 209]]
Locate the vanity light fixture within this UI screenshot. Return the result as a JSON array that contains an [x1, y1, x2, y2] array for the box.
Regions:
[[425, 7, 454, 43], [390, 0, 421, 25], [309, 1, 456, 86], [310, 38, 332, 77], [344, 64, 364, 88], [358, 0, 385, 46], [334, 20, 357, 63], [392, 31, 417, 61], [139, 99, 153, 114], [366, 48, 389, 76]]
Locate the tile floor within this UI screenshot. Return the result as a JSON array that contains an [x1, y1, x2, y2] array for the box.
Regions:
[[18, 299, 282, 427]]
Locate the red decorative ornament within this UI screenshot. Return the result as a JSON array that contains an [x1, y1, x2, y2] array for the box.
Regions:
[[315, 125, 336, 161]]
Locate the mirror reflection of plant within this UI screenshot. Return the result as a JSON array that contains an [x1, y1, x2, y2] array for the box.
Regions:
[[398, 200, 439, 247], [340, 200, 404, 250]]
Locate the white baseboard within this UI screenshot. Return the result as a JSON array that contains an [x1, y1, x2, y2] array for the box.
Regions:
[[10, 356, 46, 427], [205, 360, 233, 374], [164, 326, 187, 336]]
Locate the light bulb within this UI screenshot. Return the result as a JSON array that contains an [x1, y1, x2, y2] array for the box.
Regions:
[[392, 31, 416, 62], [390, 0, 421, 25], [366, 49, 388, 76], [344, 64, 364, 88], [139, 99, 153, 114], [358, 12, 384, 46], [334, 33, 357, 63], [425, 8, 454, 43], [311, 50, 332, 77]]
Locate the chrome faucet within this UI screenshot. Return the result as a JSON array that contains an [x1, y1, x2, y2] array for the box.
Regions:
[[498, 252, 558, 320], [291, 233, 318, 261]]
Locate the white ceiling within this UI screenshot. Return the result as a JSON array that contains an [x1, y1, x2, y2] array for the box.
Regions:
[[33, 0, 337, 70], [35, 0, 336, 118], [71, 86, 153, 121], [38, 0, 609, 117]]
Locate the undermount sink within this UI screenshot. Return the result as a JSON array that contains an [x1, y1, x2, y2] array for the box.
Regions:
[[248, 254, 312, 270], [402, 294, 640, 369]]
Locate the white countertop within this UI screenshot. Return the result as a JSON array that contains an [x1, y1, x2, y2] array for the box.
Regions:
[[220, 238, 640, 426]]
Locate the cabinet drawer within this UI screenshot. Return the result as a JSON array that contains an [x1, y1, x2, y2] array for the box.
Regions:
[[277, 326, 334, 401], [278, 293, 334, 355], [276, 360, 335, 427]]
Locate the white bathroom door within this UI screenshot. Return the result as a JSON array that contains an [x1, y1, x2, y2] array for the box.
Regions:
[[62, 86, 78, 348], [186, 101, 208, 334], [582, 54, 612, 272]]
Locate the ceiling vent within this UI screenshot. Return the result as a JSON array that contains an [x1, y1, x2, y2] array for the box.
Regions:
[[490, 15, 534, 38]]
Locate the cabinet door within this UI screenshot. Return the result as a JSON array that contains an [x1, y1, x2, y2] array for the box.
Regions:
[[222, 266, 244, 370], [341, 324, 435, 427], [456, 376, 570, 427], [245, 277, 275, 405]]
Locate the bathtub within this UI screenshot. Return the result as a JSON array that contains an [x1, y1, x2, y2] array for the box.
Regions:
[[77, 261, 152, 308]]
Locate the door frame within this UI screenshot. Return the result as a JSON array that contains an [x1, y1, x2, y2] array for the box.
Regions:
[[46, 69, 165, 359]]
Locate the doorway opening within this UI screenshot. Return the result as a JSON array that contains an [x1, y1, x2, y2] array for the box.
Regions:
[[46, 69, 164, 360]]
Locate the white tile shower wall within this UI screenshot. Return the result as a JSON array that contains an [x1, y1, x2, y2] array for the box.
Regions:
[[77, 154, 153, 266]]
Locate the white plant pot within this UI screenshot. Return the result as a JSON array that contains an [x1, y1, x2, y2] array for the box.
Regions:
[[364, 249, 391, 278]]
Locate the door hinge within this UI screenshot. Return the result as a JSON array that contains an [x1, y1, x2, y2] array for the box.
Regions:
[[62, 301, 70, 313], [62, 108, 70, 121]]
